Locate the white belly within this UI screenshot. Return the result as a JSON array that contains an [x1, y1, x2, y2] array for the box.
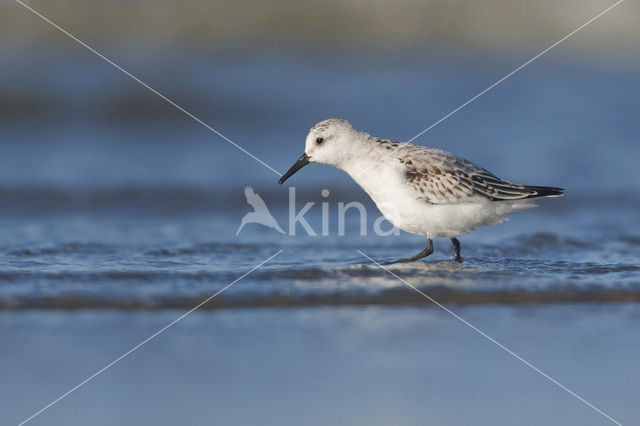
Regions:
[[345, 161, 534, 239], [375, 198, 529, 238]]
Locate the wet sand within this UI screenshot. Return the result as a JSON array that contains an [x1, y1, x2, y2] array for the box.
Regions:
[[2, 303, 638, 426]]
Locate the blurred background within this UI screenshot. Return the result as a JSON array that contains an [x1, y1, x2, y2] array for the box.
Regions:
[[1, 1, 639, 425], [1, 0, 638, 193]]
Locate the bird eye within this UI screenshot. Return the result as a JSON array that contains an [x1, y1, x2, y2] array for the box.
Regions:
[[316, 137, 324, 144]]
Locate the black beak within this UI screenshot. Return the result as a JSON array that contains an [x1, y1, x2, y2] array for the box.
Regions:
[[278, 153, 311, 185]]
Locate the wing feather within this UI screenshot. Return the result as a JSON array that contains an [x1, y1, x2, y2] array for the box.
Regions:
[[391, 144, 563, 204]]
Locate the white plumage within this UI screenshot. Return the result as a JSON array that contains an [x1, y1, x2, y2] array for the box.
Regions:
[[279, 119, 563, 262]]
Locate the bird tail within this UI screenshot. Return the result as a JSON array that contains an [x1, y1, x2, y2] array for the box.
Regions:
[[522, 185, 564, 199]]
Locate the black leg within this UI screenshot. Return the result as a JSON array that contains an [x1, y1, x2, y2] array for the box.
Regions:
[[389, 239, 434, 264], [451, 237, 463, 263]]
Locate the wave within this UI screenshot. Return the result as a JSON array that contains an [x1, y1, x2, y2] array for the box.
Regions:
[[0, 260, 637, 284], [2, 283, 639, 310], [3, 232, 639, 262], [0, 254, 638, 309], [1, 231, 638, 309]]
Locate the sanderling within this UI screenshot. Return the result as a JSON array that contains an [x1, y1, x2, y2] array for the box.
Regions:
[[278, 119, 563, 263]]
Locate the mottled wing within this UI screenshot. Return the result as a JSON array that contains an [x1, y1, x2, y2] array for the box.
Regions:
[[396, 145, 561, 204]]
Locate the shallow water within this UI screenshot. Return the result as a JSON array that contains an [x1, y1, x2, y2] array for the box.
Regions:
[[1, 49, 639, 309], [0, 176, 638, 309], [2, 304, 639, 425], [1, 46, 639, 426]]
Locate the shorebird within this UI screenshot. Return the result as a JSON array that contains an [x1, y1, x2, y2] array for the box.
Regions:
[[278, 119, 563, 263]]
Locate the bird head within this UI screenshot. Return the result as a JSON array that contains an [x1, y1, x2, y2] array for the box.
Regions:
[[278, 118, 357, 184]]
